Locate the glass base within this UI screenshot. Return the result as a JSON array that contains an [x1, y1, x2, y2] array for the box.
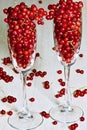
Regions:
[[8, 111, 43, 130], [50, 105, 83, 123]]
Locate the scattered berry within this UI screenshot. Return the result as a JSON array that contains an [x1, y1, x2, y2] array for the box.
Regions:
[[35, 52, 40, 57], [58, 78, 63, 83], [29, 97, 35, 102], [1, 97, 7, 102], [40, 111, 50, 118], [43, 81, 50, 89], [80, 116, 85, 122], [38, 0, 42, 4], [7, 111, 13, 116], [0, 109, 6, 115], [57, 70, 62, 74], [79, 53, 83, 58], [27, 82, 32, 87], [32, 69, 37, 73], [60, 81, 65, 87], [52, 120, 58, 125], [40, 111, 46, 117], [60, 88, 65, 95]]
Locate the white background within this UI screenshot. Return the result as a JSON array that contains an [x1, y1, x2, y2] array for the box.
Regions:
[[0, 0, 87, 130]]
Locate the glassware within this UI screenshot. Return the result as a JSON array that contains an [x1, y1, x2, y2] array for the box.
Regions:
[[4, 2, 43, 130], [50, 0, 84, 123]]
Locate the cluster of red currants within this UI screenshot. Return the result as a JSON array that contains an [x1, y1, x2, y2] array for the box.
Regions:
[[43, 80, 50, 89], [26, 69, 47, 87], [40, 111, 50, 118], [46, 0, 83, 64], [0, 67, 14, 83], [28, 70, 47, 80], [55, 88, 65, 98], [68, 123, 78, 130], [0, 109, 13, 116], [73, 89, 87, 98], [68, 116, 85, 130], [3, 2, 47, 69], [1, 95, 17, 103], [58, 78, 65, 87], [2, 57, 12, 65], [75, 69, 84, 74], [40, 111, 58, 125]]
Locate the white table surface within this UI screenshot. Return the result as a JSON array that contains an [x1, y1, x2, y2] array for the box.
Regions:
[[0, 0, 87, 130]]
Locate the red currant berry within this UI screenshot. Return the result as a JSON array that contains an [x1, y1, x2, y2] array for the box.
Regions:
[[60, 81, 65, 86], [7, 111, 13, 116], [83, 89, 87, 94], [60, 88, 65, 95], [0, 109, 6, 115], [52, 120, 58, 125], [80, 70, 84, 74], [55, 94, 60, 98], [29, 97, 35, 102], [40, 111, 50, 118], [1, 97, 7, 102], [36, 52, 40, 57], [40, 111, 47, 117], [57, 70, 62, 74], [38, 0, 42, 4], [79, 53, 83, 58], [58, 78, 63, 83], [27, 82, 32, 87], [80, 116, 85, 121], [32, 69, 37, 73], [44, 113, 50, 118], [76, 69, 80, 73], [79, 91, 84, 97]]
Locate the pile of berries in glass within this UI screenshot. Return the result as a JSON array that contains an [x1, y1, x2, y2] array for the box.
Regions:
[[47, 0, 84, 123], [3, 2, 47, 130], [3, 3, 47, 71], [47, 0, 83, 65]]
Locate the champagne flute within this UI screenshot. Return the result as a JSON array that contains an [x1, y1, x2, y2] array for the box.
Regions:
[[4, 2, 43, 130], [49, 0, 84, 123]]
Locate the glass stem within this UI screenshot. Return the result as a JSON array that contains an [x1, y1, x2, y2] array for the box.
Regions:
[[22, 72, 28, 110], [20, 71, 31, 118], [64, 65, 72, 111]]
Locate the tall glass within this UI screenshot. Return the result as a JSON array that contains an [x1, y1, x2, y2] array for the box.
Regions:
[[50, 0, 84, 123], [4, 2, 43, 130]]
